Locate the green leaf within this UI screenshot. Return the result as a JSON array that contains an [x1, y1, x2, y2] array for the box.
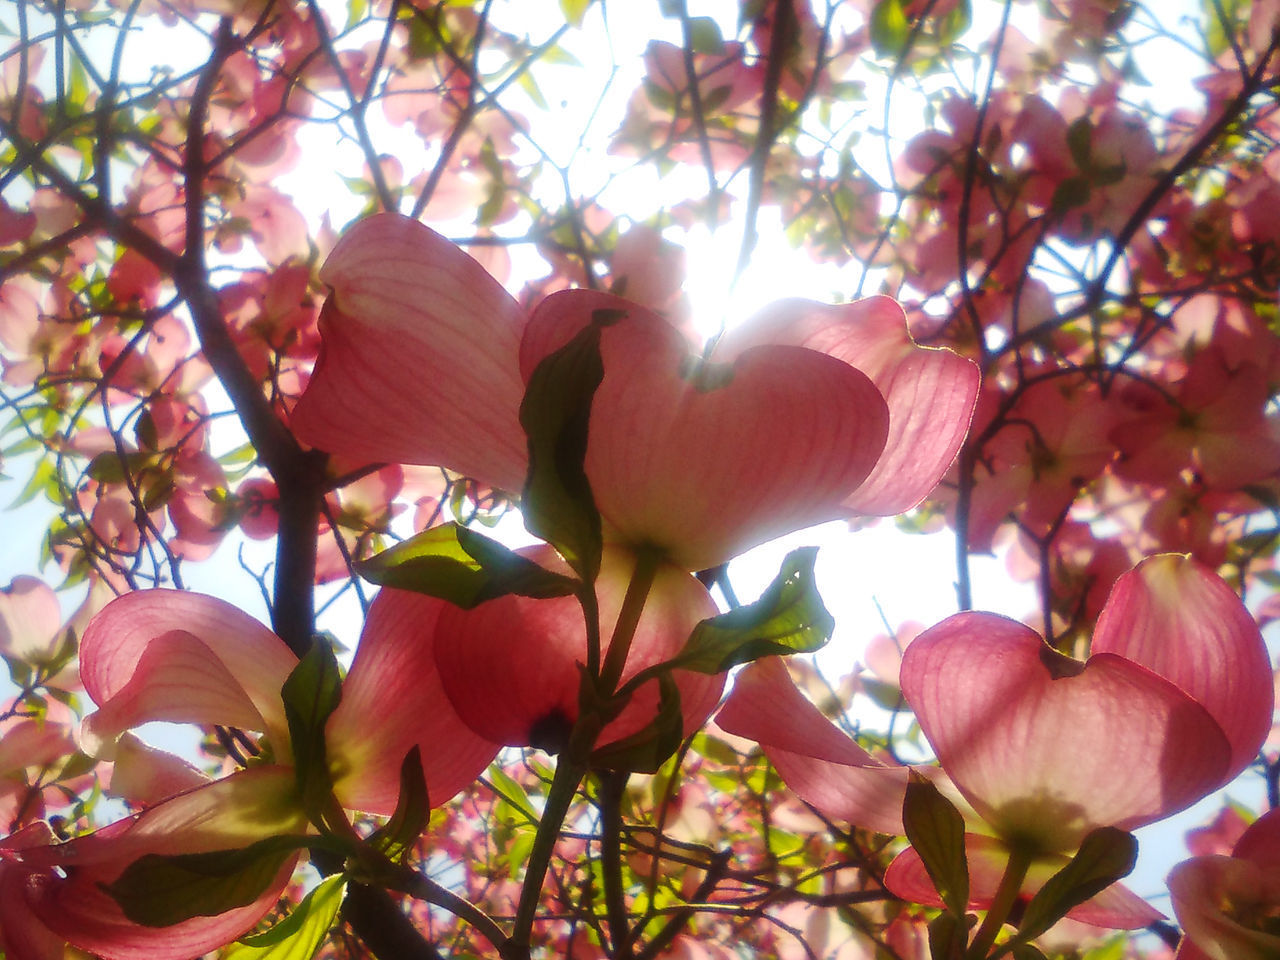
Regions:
[[869, 0, 910, 59], [902, 773, 969, 918], [672, 547, 833, 674], [559, 0, 590, 26], [1010, 945, 1050, 960], [1066, 117, 1092, 171], [519, 311, 620, 583], [687, 16, 725, 54], [1049, 176, 1091, 214], [357, 522, 577, 608], [281, 641, 343, 822], [926, 911, 967, 960], [1015, 827, 1137, 942], [487, 766, 540, 823], [344, 0, 368, 31], [367, 748, 429, 863], [936, 0, 971, 46], [225, 875, 347, 960], [589, 673, 683, 774], [103, 836, 308, 927]]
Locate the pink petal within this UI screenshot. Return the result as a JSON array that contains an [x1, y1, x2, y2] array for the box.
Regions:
[[716, 658, 909, 836], [433, 545, 721, 749], [327, 589, 502, 814], [1091, 555, 1274, 782], [0, 577, 66, 666], [80, 591, 297, 754], [1235, 806, 1280, 863], [1168, 853, 1280, 960], [107, 734, 210, 807], [524, 290, 891, 570], [291, 213, 529, 493], [714, 296, 980, 515], [885, 835, 1162, 929], [901, 613, 1232, 852], [20, 767, 305, 960]]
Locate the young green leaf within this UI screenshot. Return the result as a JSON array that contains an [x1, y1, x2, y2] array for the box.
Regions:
[[357, 522, 578, 608], [671, 547, 833, 674], [927, 910, 968, 960], [103, 836, 310, 927], [902, 773, 970, 919], [281, 640, 343, 822], [589, 673, 684, 774], [224, 875, 348, 960], [1014, 827, 1137, 943], [367, 747, 429, 864], [519, 310, 620, 583], [869, 0, 910, 59]]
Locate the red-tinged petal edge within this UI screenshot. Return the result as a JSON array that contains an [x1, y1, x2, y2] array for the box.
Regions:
[[292, 213, 529, 493], [885, 835, 1162, 929], [717, 658, 908, 836], [716, 296, 980, 515], [327, 588, 501, 814], [901, 612, 1232, 852], [432, 545, 722, 750], [1091, 554, 1274, 782], [81, 591, 297, 754], [21, 767, 305, 960]]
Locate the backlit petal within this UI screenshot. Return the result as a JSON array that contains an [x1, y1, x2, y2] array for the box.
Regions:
[[80, 591, 296, 755], [715, 296, 979, 515], [716, 658, 909, 836], [327, 589, 501, 814], [901, 613, 1232, 852], [1091, 555, 1273, 781], [292, 213, 528, 492], [20, 768, 304, 960], [524, 290, 891, 569], [433, 545, 721, 749], [885, 835, 1162, 929]]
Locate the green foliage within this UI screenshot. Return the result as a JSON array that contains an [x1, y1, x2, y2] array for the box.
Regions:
[[1013, 828, 1138, 943], [367, 748, 430, 863], [280, 641, 343, 825], [357, 522, 577, 608], [224, 876, 348, 960], [669, 547, 833, 673], [869, 0, 910, 59], [902, 774, 969, 919], [589, 672, 684, 773], [519, 311, 620, 584], [103, 836, 310, 928]]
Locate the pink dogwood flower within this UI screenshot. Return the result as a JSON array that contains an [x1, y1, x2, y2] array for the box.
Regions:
[[1169, 806, 1280, 960], [719, 555, 1274, 928], [290, 213, 978, 752], [5, 587, 499, 959]]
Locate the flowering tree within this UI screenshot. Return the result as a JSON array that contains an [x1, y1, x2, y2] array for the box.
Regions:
[[1, 0, 1278, 958]]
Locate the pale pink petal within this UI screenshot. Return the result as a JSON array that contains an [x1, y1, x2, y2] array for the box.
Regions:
[[327, 589, 501, 814], [901, 613, 1232, 852], [80, 631, 274, 758], [524, 290, 891, 570], [433, 545, 721, 749], [885, 835, 1162, 929], [715, 296, 980, 515], [716, 658, 909, 836], [21, 767, 305, 960], [1091, 555, 1274, 782], [1168, 854, 1280, 960], [0, 577, 66, 666], [291, 213, 528, 493], [81, 591, 297, 753], [106, 734, 210, 807]]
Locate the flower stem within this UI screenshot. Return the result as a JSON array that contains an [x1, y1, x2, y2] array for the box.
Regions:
[[598, 549, 661, 695], [509, 755, 588, 957], [965, 847, 1032, 960]]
